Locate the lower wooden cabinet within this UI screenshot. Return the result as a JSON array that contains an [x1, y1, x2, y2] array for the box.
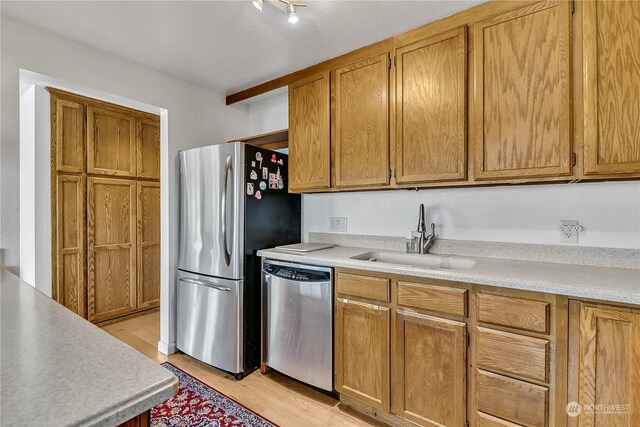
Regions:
[[392, 310, 467, 427], [335, 297, 390, 411], [569, 301, 640, 427]]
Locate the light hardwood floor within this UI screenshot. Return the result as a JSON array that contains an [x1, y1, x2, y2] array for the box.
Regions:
[[102, 311, 379, 427]]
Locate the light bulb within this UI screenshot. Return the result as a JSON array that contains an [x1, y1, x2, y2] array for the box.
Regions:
[[287, 2, 298, 23], [252, 0, 263, 11]]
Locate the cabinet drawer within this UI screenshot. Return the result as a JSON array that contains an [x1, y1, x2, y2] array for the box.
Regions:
[[397, 281, 467, 317], [477, 327, 549, 383], [336, 272, 390, 302], [477, 293, 550, 334], [477, 369, 548, 427]]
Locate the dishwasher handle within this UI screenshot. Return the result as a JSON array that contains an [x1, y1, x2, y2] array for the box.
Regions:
[[262, 261, 331, 283]]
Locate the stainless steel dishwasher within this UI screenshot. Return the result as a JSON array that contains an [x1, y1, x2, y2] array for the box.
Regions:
[[262, 260, 333, 391]]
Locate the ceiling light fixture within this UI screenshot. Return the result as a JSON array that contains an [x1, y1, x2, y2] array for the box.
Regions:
[[279, 0, 307, 24], [252, 0, 264, 11]]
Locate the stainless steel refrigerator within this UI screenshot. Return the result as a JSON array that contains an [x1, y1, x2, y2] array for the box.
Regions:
[[177, 142, 301, 378]]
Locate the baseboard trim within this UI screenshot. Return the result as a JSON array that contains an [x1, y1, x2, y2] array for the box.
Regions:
[[158, 340, 177, 355]]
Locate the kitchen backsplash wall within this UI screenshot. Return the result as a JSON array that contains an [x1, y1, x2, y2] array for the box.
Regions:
[[247, 88, 640, 251], [302, 182, 640, 249]]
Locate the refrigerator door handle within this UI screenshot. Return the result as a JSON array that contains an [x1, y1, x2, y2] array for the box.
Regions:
[[180, 277, 231, 292], [221, 154, 232, 266]]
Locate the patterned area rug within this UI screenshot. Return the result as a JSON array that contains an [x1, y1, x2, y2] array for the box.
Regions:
[[152, 362, 277, 427]]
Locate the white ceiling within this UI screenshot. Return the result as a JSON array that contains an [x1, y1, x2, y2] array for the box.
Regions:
[[1, 0, 485, 96]]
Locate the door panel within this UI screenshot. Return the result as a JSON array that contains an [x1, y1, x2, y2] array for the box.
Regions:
[[583, 0, 640, 176], [178, 143, 243, 280], [335, 298, 390, 411], [392, 309, 466, 427], [87, 177, 137, 322], [137, 117, 161, 179], [176, 271, 243, 374], [395, 26, 467, 184], [572, 303, 640, 427], [87, 105, 136, 177], [473, 0, 572, 180], [53, 97, 84, 173], [333, 53, 389, 187], [288, 73, 331, 192], [137, 181, 160, 309], [54, 174, 85, 316]]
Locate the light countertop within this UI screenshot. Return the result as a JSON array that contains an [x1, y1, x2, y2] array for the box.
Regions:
[[0, 269, 178, 427], [257, 246, 640, 305]]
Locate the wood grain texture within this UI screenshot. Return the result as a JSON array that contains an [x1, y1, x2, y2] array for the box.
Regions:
[[392, 310, 467, 427], [87, 177, 137, 322], [333, 53, 389, 187], [137, 117, 160, 179], [477, 411, 523, 427], [476, 369, 548, 427], [118, 410, 150, 427], [476, 326, 549, 383], [87, 105, 137, 177], [336, 272, 390, 303], [55, 174, 86, 317], [395, 26, 467, 184], [583, 0, 640, 176], [335, 298, 390, 412], [396, 280, 467, 317], [574, 303, 640, 427], [477, 293, 550, 334], [473, 0, 572, 180], [137, 181, 160, 310], [288, 73, 331, 192], [53, 96, 84, 173]]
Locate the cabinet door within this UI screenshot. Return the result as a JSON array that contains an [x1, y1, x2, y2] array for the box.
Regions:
[[473, 0, 572, 180], [288, 73, 331, 192], [137, 181, 160, 309], [335, 298, 390, 411], [87, 177, 137, 322], [583, 0, 640, 176], [392, 309, 467, 427], [54, 174, 85, 317], [52, 96, 84, 173], [395, 27, 467, 184], [571, 303, 640, 427], [87, 105, 136, 177], [137, 117, 160, 179], [333, 53, 389, 187]]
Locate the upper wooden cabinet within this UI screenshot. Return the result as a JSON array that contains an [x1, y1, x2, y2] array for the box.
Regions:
[[472, 0, 572, 180], [87, 105, 137, 177], [288, 72, 331, 192], [392, 310, 467, 427], [332, 53, 390, 188], [569, 302, 640, 427], [395, 27, 467, 184], [137, 117, 161, 179], [582, 0, 640, 177], [53, 97, 85, 173], [87, 177, 137, 322]]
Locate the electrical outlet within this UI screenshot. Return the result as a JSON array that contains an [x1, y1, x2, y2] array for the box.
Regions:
[[330, 217, 348, 233], [560, 220, 583, 243]]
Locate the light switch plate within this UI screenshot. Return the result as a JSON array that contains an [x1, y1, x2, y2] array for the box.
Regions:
[[330, 217, 348, 233], [560, 220, 583, 243]]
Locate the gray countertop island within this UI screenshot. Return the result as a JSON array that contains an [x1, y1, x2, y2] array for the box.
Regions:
[[0, 269, 178, 426]]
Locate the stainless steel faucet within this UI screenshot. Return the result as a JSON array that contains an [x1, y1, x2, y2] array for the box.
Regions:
[[416, 204, 436, 254]]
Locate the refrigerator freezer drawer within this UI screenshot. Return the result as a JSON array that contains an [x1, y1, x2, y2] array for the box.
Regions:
[[176, 270, 243, 373]]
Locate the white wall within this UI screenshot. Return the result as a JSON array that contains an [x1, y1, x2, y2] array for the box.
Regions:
[[1, 17, 249, 353], [248, 91, 640, 250], [248, 92, 288, 135]]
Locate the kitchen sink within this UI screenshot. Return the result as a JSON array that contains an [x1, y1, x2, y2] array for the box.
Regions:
[[350, 251, 476, 270]]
